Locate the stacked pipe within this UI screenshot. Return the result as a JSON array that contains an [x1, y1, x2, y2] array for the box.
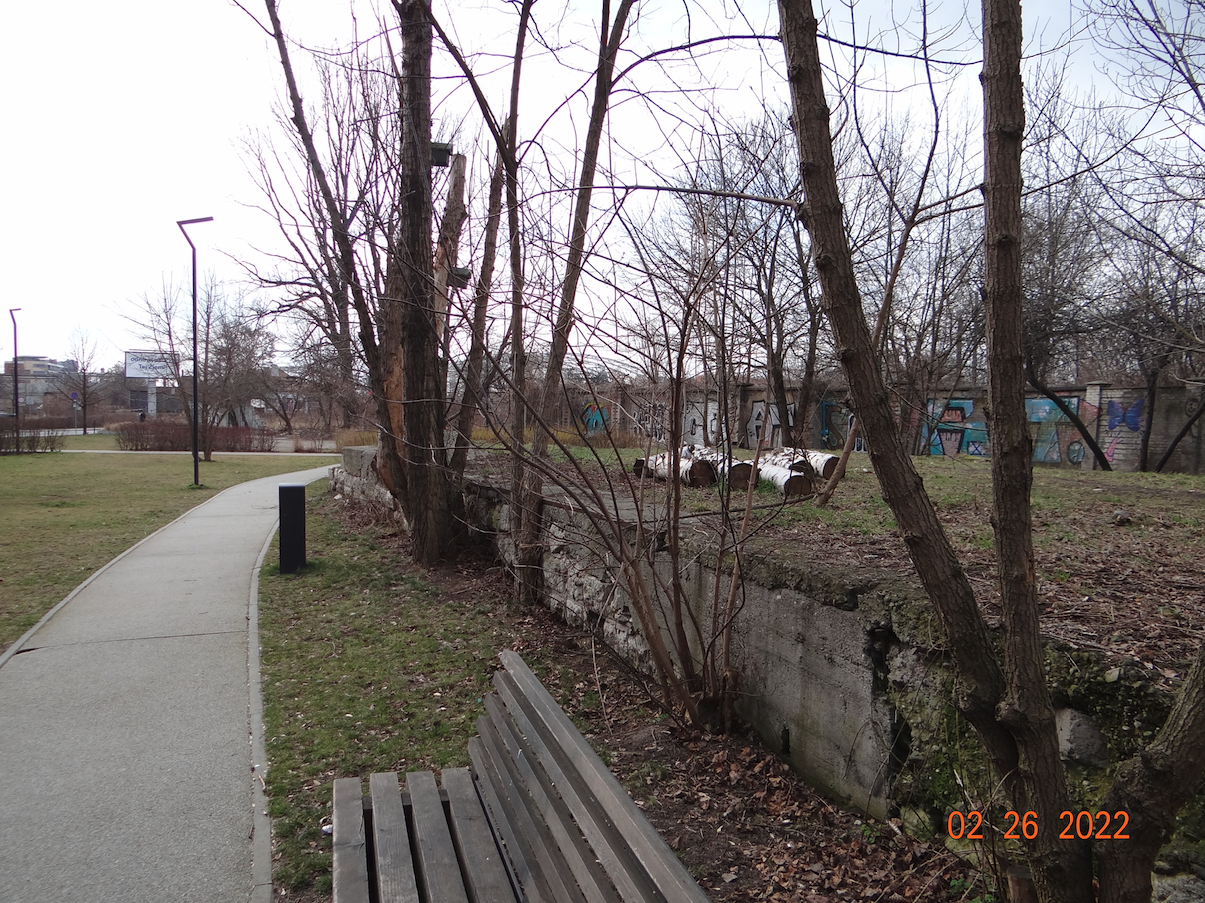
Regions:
[[638, 445, 718, 487]]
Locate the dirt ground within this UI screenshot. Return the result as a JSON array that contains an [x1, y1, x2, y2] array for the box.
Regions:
[[831, 469, 1205, 683]]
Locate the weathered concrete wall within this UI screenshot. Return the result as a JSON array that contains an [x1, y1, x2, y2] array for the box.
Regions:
[[330, 446, 397, 514]]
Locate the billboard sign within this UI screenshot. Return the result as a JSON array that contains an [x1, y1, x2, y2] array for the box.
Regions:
[[125, 350, 178, 380]]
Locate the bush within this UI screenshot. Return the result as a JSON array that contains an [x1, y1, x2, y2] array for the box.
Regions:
[[0, 422, 65, 454], [334, 429, 377, 450], [115, 420, 191, 451], [293, 427, 328, 453], [216, 427, 278, 453], [114, 420, 279, 452]]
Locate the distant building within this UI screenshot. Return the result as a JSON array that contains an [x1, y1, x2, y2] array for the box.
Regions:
[[4, 356, 72, 379]]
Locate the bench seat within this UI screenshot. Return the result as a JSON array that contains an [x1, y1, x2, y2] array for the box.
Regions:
[[332, 650, 710, 903]]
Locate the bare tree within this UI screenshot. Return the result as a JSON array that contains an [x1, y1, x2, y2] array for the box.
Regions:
[[780, 0, 1205, 899], [55, 329, 102, 434], [130, 279, 274, 458]]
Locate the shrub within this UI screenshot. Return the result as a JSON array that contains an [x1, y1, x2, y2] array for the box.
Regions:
[[334, 429, 378, 450], [0, 422, 65, 454], [114, 420, 278, 452]]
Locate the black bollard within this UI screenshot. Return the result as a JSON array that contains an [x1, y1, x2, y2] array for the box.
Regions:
[[279, 484, 306, 574]]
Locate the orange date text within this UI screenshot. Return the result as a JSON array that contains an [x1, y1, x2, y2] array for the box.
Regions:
[[946, 810, 1131, 841]]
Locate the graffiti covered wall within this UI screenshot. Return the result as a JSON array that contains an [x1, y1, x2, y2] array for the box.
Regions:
[[909, 384, 1203, 473], [925, 399, 990, 457]]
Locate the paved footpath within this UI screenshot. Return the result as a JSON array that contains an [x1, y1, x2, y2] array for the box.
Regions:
[[0, 467, 332, 903]]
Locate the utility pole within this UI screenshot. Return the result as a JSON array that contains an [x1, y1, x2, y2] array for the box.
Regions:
[[9, 308, 19, 453], [176, 217, 213, 486]]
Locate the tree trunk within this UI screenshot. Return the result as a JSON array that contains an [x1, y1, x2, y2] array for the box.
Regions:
[[1097, 643, 1205, 903], [514, 0, 635, 604], [451, 143, 506, 476], [433, 154, 468, 345], [769, 354, 794, 449], [981, 0, 1093, 893], [504, 7, 533, 604], [80, 373, 89, 436], [1138, 368, 1161, 472], [390, 0, 463, 564], [778, 3, 1097, 899]]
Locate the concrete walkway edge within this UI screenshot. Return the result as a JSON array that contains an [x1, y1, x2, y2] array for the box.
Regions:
[[0, 490, 231, 671], [1, 471, 328, 901], [249, 520, 278, 903]]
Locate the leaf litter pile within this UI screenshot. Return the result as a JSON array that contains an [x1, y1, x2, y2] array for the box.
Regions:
[[522, 626, 983, 902]]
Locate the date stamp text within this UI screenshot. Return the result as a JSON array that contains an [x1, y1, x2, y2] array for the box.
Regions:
[[947, 810, 1131, 841]]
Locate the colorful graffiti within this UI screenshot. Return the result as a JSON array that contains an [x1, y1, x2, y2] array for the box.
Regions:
[[1107, 397, 1144, 433], [1023, 395, 1094, 464], [580, 402, 609, 438], [1095, 395, 1144, 464], [926, 400, 989, 457], [1026, 396, 1079, 422], [819, 401, 867, 452]]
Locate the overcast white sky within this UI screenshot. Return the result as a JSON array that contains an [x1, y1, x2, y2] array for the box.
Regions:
[[0, 0, 1086, 371], [0, 1, 348, 367]]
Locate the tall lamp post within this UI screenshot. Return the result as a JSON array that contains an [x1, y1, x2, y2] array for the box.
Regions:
[[8, 308, 19, 453], [176, 216, 213, 486]]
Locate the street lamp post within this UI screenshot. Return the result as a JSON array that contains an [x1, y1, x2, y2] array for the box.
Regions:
[[176, 217, 213, 486], [9, 308, 19, 453]]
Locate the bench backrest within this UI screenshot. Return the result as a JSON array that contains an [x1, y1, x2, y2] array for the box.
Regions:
[[469, 651, 711, 903]]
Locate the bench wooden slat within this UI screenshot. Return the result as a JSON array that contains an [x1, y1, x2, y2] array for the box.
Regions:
[[497, 650, 711, 903], [472, 717, 588, 903], [368, 772, 420, 903], [492, 671, 654, 903], [484, 690, 621, 903], [332, 777, 371, 903], [334, 653, 711, 903], [408, 771, 471, 903], [442, 766, 521, 903]]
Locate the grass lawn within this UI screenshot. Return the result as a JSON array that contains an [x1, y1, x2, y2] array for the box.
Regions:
[[62, 432, 122, 450], [0, 447, 338, 651], [257, 486, 530, 894]]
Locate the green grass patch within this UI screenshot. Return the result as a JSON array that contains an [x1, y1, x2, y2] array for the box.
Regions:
[[0, 450, 337, 651], [257, 487, 521, 893], [61, 433, 122, 451]]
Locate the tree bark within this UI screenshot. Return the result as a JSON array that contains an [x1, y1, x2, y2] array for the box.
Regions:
[[1138, 367, 1162, 471], [504, 6, 533, 603], [451, 144, 506, 475], [388, 0, 463, 563], [982, 0, 1093, 894], [1097, 643, 1205, 903], [433, 154, 468, 341]]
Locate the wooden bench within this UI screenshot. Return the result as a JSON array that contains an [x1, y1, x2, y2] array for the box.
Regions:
[[332, 650, 711, 902]]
